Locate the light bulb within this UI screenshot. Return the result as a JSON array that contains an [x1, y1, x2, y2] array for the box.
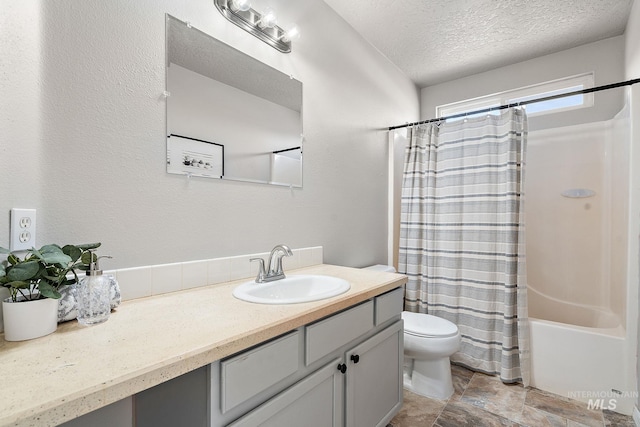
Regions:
[[257, 8, 277, 29], [230, 0, 251, 12], [281, 24, 300, 42]]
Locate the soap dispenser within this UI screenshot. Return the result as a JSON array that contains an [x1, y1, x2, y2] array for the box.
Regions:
[[76, 250, 111, 325]]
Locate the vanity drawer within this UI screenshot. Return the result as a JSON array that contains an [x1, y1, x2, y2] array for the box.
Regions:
[[221, 331, 300, 413], [375, 287, 404, 325], [305, 300, 374, 365]]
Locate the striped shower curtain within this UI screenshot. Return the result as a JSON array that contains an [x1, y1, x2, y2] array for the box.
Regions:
[[398, 108, 530, 385]]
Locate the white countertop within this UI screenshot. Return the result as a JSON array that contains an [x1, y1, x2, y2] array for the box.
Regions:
[[0, 264, 406, 427]]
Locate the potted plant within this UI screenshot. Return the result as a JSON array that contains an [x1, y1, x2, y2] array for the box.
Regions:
[[0, 243, 100, 341]]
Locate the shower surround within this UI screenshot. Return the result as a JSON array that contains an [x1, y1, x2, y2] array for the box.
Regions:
[[525, 102, 635, 415]]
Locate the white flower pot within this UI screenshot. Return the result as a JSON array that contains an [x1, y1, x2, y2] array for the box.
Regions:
[[2, 297, 59, 341]]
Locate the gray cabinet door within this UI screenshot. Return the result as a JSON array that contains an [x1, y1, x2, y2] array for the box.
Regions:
[[227, 359, 344, 427], [345, 320, 403, 427], [221, 331, 300, 413]]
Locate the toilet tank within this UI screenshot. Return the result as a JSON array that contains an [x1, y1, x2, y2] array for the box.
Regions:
[[363, 264, 396, 273]]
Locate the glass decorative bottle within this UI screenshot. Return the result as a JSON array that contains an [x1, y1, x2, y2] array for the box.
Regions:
[[76, 250, 110, 325]]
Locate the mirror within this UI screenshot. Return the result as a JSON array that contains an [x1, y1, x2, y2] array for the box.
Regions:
[[166, 15, 303, 187]]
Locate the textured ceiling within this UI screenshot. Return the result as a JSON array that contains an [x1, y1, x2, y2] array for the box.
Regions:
[[323, 0, 634, 88]]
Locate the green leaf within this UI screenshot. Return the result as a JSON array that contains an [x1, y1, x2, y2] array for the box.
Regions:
[[6, 280, 30, 289], [0, 247, 9, 254], [41, 252, 72, 266], [43, 273, 62, 282], [38, 281, 61, 299], [76, 243, 101, 251], [39, 246, 64, 261], [37, 265, 48, 279], [60, 277, 76, 287], [62, 245, 82, 262], [7, 254, 19, 265], [81, 251, 97, 265], [6, 261, 40, 281], [40, 244, 62, 253], [29, 248, 45, 261]]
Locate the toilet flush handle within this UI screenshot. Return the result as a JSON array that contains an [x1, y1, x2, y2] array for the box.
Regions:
[[350, 354, 360, 364]]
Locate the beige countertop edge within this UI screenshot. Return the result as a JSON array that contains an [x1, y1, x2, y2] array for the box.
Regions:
[[0, 264, 407, 427]]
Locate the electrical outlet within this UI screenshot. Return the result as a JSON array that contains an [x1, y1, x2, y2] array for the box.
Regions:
[[10, 208, 36, 251], [19, 217, 31, 228]]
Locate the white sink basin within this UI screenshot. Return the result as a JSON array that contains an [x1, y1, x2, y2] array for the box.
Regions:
[[233, 274, 351, 304]]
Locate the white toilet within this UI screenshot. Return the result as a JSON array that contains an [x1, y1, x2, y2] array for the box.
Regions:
[[402, 311, 461, 400], [364, 265, 461, 400]]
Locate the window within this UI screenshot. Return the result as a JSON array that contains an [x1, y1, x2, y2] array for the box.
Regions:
[[436, 73, 594, 121]]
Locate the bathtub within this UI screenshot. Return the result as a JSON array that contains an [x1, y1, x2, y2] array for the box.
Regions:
[[528, 286, 633, 415]]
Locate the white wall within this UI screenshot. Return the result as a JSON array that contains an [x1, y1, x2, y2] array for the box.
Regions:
[[624, 0, 640, 417], [0, 0, 419, 269], [627, 1, 640, 77], [0, 3, 43, 222], [421, 36, 625, 130]]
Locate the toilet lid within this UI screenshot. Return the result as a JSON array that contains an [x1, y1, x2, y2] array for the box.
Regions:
[[402, 311, 459, 338]]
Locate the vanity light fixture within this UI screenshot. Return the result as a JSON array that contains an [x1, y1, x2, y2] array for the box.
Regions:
[[230, 0, 251, 12], [257, 7, 277, 29], [214, 0, 299, 53], [280, 24, 300, 43]]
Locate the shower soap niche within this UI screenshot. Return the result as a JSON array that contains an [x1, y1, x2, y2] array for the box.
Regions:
[[561, 189, 596, 198]]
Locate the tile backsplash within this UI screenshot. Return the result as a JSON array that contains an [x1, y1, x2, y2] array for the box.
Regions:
[[109, 246, 323, 302], [0, 246, 323, 334]]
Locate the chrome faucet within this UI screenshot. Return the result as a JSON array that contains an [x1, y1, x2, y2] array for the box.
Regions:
[[250, 244, 293, 283]]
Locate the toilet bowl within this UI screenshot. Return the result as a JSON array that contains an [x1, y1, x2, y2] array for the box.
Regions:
[[363, 265, 461, 400], [402, 311, 461, 400]]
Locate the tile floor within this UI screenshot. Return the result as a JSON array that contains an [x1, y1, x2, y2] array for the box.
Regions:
[[389, 365, 636, 427]]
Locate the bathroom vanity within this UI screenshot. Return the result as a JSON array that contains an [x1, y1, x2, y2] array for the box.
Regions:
[[0, 264, 406, 427]]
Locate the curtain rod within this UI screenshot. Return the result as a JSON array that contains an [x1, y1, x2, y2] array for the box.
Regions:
[[388, 77, 640, 131], [273, 146, 301, 154]]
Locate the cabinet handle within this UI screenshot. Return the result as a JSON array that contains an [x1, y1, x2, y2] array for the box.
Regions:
[[350, 354, 360, 364], [337, 363, 347, 374]]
